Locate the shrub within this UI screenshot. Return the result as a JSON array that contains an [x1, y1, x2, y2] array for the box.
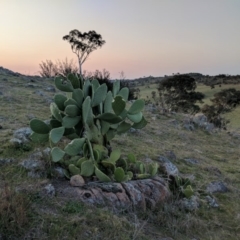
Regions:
[[157, 74, 204, 113]]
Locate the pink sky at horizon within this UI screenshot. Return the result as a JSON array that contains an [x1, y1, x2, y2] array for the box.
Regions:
[[1, 0, 240, 79]]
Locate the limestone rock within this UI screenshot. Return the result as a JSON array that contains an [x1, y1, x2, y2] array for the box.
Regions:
[[179, 196, 200, 211], [12, 127, 32, 144], [43, 184, 55, 197], [157, 156, 179, 177], [70, 175, 85, 187], [54, 176, 170, 212], [206, 181, 228, 193], [184, 158, 199, 165], [206, 195, 219, 208]]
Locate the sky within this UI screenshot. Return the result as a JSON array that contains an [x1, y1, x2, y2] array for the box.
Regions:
[[1, 0, 240, 79]]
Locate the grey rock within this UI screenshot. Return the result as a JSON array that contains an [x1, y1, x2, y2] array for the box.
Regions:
[[0, 91, 3, 95], [0, 158, 15, 166], [45, 85, 55, 92], [25, 83, 36, 88], [192, 113, 208, 126], [55, 176, 170, 212], [10, 137, 22, 147], [206, 181, 228, 193], [43, 147, 51, 158], [184, 158, 199, 165], [44, 184, 55, 197], [129, 128, 140, 134], [70, 175, 85, 187], [158, 156, 179, 177], [34, 90, 45, 96], [27, 171, 43, 178], [184, 123, 195, 131], [179, 196, 200, 211], [20, 158, 44, 171], [52, 166, 65, 178], [13, 127, 32, 144], [204, 122, 215, 132], [26, 113, 35, 120], [2, 78, 8, 81], [206, 195, 219, 208]]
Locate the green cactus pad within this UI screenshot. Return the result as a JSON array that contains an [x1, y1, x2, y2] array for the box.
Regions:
[[101, 160, 116, 172], [114, 167, 125, 182], [72, 89, 84, 108], [101, 120, 110, 135], [149, 163, 158, 176], [112, 96, 126, 116], [95, 167, 111, 182], [182, 185, 194, 198], [65, 105, 80, 117], [64, 138, 85, 156], [62, 116, 81, 128], [116, 158, 128, 171], [110, 149, 121, 162], [67, 73, 80, 89], [127, 112, 143, 123], [104, 91, 113, 113], [92, 83, 107, 107], [82, 96, 91, 124], [93, 149, 100, 162], [51, 147, 65, 162], [132, 116, 148, 129], [76, 157, 87, 168], [50, 126, 65, 144], [106, 129, 116, 141], [117, 87, 129, 101], [30, 132, 49, 143], [50, 103, 62, 122], [83, 143, 89, 157], [50, 119, 62, 129], [83, 79, 91, 98], [97, 113, 122, 124], [91, 79, 100, 90], [119, 109, 128, 120], [64, 98, 78, 107], [55, 76, 74, 92], [127, 171, 133, 180], [113, 81, 120, 97], [54, 94, 67, 111], [136, 173, 151, 179], [30, 119, 50, 134], [127, 153, 136, 163], [117, 121, 132, 134], [80, 160, 95, 177], [68, 164, 81, 175], [93, 144, 108, 159], [128, 99, 145, 115]]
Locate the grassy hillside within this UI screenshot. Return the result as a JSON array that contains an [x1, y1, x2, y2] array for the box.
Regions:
[[138, 82, 240, 129], [0, 72, 240, 239]]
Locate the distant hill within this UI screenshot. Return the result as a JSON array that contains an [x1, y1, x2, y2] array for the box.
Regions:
[[0, 66, 23, 77]]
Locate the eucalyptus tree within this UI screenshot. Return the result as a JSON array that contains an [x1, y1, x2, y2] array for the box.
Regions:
[[63, 30, 106, 76]]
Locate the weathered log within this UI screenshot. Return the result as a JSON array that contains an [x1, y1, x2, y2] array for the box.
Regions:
[[54, 176, 170, 212]]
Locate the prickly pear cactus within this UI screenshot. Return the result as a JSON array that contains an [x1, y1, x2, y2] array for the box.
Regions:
[[30, 73, 158, 182]]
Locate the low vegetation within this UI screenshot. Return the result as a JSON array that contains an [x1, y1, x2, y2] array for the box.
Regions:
[[0, 69, 240, 239]]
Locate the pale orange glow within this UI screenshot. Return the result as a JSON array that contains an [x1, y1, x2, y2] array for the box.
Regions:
[[1, 0, 240, 79]]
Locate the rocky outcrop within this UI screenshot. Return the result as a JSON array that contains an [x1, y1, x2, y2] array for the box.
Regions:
[[54, 176, 170, 212]]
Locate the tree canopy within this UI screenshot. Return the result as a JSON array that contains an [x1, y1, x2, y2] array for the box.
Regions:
[[158, 74, 204, 113], [63, 30, 106, 76]]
